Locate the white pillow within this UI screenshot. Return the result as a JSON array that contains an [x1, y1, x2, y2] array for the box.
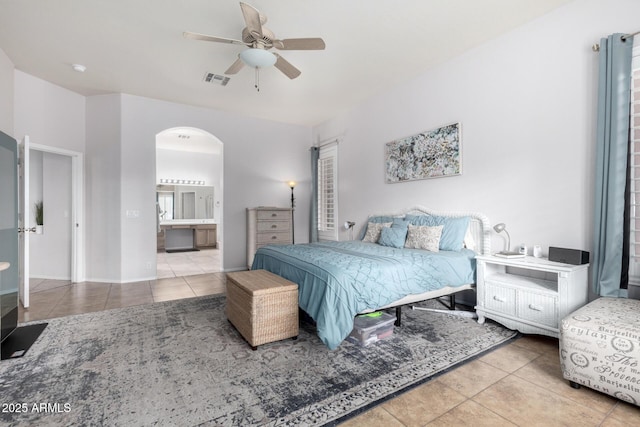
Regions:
[[404, 224, 443, 252], [463, 226, 476, 251], [362, 222, 392, 243]]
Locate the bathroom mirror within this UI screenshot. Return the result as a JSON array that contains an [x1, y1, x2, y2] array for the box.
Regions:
[[156, 185, 214, 220]]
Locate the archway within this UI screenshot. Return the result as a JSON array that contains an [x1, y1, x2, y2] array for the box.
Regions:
[[155, 127, 223, 278]]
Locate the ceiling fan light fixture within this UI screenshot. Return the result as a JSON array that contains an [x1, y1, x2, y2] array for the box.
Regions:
[[239, 48, 276, 68]]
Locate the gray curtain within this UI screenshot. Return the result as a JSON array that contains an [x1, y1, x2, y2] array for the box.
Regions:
[[592, 33, 633, 297], [310, 147, 319, 243]]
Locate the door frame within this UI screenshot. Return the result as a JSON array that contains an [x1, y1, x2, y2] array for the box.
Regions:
[[30, 143, 84, 283]]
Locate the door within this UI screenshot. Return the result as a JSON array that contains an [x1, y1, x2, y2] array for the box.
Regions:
[[0, 131, 19, 341], [18, 135, 30, 308]]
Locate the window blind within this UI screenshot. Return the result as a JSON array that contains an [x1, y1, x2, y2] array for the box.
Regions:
[[317, 142, 338, 241]]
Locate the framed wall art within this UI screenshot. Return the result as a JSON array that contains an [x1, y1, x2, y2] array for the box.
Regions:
[[385, 122, 461, 183]]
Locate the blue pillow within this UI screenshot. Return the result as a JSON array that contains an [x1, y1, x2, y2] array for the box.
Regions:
[[358, 215, 398, 240], [378, 225, 408, 248], [405, 214, 469, 251]]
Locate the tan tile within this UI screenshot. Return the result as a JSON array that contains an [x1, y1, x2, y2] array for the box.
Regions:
[[608, 401, 640, 425], [338, 406, 404, 427], [150, 276, 188, 288], [109, 282, 152, 297], [184, 273, 222, 285], [151, 285, 195, 298], [153, 291, 195, 303], [479, 341, 541, 373], [427, 400, 516, 426], [436, 359, 509, 398], [382, 381, 466, 426], [511, 334, 559, 355], [473, 375, 607, 426], [514, 352, 617, 414]]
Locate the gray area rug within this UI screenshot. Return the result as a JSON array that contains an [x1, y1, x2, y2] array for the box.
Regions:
[[0, 295, 517, 426]]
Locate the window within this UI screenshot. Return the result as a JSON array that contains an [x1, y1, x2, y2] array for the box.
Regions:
[[317, 141, 338, 241], [628, 42, 640, 284]]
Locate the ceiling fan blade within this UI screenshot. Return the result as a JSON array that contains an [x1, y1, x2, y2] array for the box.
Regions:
[[239, 2, 263, 40], [183, 31, 247, 46], [273, 38, 326, 50], [225, 57, 245, 75], [273, 54, 301, 79]]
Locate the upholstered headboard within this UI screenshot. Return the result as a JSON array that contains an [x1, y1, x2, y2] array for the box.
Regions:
[[362, 206, 492, 255]]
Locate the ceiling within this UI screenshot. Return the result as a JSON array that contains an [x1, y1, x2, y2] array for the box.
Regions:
[[0, 0, 574, 127]]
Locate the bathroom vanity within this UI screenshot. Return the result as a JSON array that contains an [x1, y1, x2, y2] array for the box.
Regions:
[[157, 220, 217, 251]]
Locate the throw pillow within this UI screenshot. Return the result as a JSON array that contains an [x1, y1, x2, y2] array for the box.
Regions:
[[378, 224, 408, 248], [405, 214, 470, 251], [404, 224, 443, 252], [362, 222, 392, 243]]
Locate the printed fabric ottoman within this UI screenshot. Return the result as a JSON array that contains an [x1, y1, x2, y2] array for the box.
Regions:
[[559, 297, 640, 406]]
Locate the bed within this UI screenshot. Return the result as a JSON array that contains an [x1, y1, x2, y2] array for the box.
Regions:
[[251, 207, 491, 349]]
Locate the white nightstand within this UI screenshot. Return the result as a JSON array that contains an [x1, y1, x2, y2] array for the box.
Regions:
[[475, 255, 589, 338]]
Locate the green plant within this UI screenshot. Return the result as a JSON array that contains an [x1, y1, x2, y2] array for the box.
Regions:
[[34, 201, 43, 226]]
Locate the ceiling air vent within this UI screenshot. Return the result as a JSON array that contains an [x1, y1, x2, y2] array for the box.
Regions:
[[203, 73, 230, 86]]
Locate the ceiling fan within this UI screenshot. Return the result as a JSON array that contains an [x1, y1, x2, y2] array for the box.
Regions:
[[184, 1, 325, 88]]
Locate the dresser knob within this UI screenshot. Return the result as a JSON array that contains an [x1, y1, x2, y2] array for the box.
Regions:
[[271, 224, 277, 228], [271, 235, 277, 239], [528, 304, 543, 312], [271, 213, 277, 217], [493, 295, 506, 303]]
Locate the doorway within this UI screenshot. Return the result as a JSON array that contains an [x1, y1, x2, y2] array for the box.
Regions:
[[155, 128, 223, 278], [20, 141, 83, 308]]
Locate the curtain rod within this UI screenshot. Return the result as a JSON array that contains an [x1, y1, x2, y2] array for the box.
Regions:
[[593, 31, 639, 52], [622, 30, 640, 41]]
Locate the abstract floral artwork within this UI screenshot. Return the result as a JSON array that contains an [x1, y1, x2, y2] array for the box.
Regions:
[[385, 123, 461, 183]]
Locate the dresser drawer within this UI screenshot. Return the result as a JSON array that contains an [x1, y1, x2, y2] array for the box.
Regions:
[[257, 220, 291, 232], [257, 210, 291, 221], [484, 283, 516, 316], [517, 291, 558, 327], [257, 231, 291, 245]]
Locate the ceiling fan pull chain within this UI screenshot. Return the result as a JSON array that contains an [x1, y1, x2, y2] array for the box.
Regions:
[[255, 67, 260, 92]]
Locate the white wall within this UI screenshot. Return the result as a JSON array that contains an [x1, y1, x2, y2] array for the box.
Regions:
[[30, 151, 72, 279], [85, 94, 122, 282], [14, 71, 85, 153], [0, 48, 13, 135], [313, 0, 640, 257]]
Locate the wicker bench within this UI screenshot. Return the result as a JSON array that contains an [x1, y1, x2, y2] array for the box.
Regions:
[[225, 270, 299, 350]]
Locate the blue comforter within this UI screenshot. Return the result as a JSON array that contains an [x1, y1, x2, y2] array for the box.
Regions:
[[251, 241, 476, 350]]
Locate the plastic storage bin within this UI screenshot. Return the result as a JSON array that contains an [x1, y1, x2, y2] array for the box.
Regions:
[[347, 312, 396, 346]]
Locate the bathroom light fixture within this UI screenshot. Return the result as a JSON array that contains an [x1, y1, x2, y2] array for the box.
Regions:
[[159, 179, 205, 186]]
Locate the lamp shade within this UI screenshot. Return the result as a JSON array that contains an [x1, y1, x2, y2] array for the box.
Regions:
[[493, 223, 506, 233], [239, 48, 277, 68]]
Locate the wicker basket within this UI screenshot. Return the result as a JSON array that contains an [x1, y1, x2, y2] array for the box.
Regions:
[[226, 270, 299, 349]]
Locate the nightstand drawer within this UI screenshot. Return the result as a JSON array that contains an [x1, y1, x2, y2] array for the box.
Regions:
[[257, 220, 291, 232], [484, 283, 516, 316], [517, 291, 557, 327]]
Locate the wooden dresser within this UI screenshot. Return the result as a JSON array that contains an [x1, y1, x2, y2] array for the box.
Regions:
[[246, 207, 293, 269]]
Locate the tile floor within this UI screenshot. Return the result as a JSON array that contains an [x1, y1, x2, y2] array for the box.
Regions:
[[156, 247, 221, 278], [18, 280, 640, 426]]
